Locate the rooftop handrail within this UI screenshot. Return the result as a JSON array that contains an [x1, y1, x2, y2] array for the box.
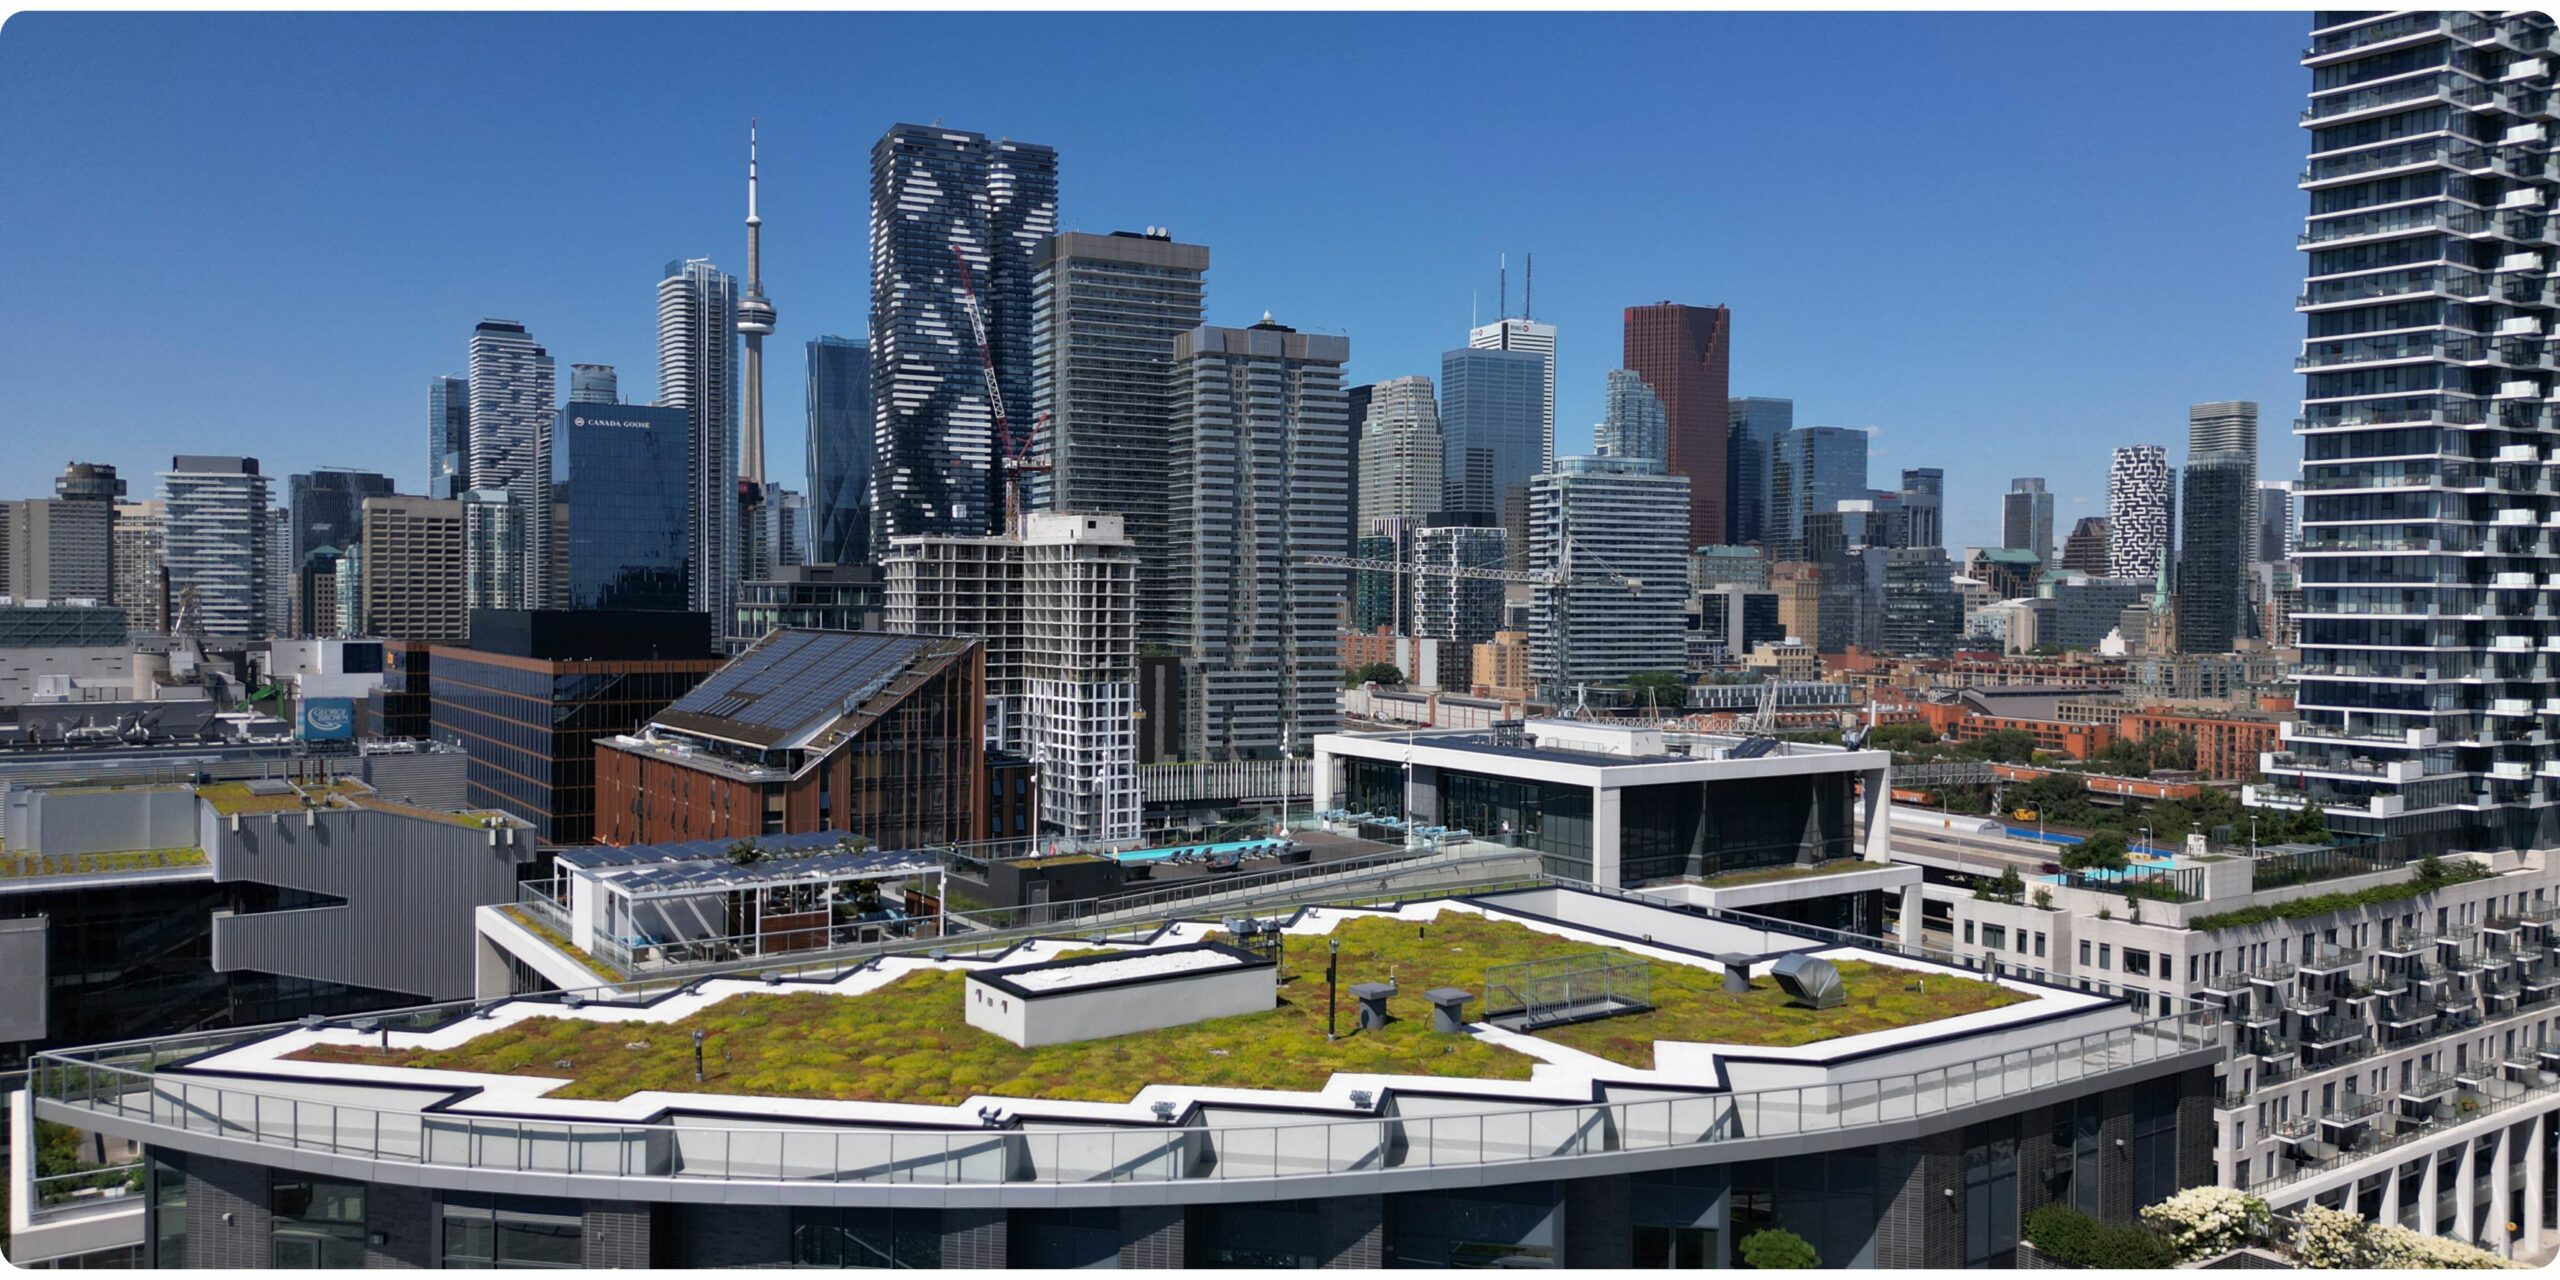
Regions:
[[26, 1002, 2218, 1188]]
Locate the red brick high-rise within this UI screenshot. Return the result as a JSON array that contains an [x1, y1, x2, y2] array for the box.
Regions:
[[1621, 302, 1732, 547]]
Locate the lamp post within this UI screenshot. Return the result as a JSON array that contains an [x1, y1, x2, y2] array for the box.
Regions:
[[692, 1029, 706, 1083], [1327, 937, 1342, 1042]]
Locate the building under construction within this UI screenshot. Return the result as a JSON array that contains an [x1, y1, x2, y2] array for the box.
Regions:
[[883, 512, 1140, 843]]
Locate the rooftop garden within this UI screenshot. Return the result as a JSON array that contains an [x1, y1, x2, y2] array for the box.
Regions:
[[197, 779, 363, 816], [1688, 858, 1879, 890], [347, 795, 507, 830], [293, 913, 2030, 1105], [0, 847, 207, 879]]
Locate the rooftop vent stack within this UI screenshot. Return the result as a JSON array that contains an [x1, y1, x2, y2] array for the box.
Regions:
[[1772, 953, 1847, 1010], [1719, 954, 1756, 995]]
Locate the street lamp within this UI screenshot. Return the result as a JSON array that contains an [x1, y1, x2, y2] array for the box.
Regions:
[[692, 1029, 707, 1083]]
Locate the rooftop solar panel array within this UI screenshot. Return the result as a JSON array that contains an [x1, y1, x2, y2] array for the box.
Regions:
[[555, 829, 887, 871], [609, 848, 942, 896], [659, 630, 937, 739]]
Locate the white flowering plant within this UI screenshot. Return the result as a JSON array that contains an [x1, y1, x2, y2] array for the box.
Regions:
[[2140, 1186, 2272, 1262], [2292, 1204, 2520, 1270]]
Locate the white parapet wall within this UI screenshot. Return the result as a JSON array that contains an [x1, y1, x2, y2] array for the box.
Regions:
[[964, 942, 1277, 1048]]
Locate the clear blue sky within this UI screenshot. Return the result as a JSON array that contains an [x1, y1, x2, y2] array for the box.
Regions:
[[0, 10, 2308, 553]]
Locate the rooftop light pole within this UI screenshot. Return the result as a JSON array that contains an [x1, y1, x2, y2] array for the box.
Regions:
[[693, 1029, 706, 1083], [1327, 937, 1342, 1042]]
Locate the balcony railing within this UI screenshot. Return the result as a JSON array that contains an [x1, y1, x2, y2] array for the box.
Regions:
[[25, 1004, 2222, 1190]]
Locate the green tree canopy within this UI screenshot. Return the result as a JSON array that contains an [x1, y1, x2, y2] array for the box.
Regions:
[[2063, 830, 2131, 873], [1624, 671, 1689, 709], [1343, 662, 1405, 688]]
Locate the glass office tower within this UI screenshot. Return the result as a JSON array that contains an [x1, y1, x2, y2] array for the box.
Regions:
[[544, 403, 693, 612], [806, 335, 873, 566]]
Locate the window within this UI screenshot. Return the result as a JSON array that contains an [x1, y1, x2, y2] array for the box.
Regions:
[[150, 1155, 188, 1269], [2079, 939, 2091, 966], [1965, 921, 1976, 946], [789, 1207, 940, 1270], [2125, 950, 2154, 978], [441, 1195, 583, 1269], [1633, 1225, 1713, 1268], [1189, 1201, 1320, 1268], [271, 1176, 366, 1269], [1983, 924, 2006, 952], [2099, 944, 2113, 970], [2035, 932, 2047, 959], [1961, 1118, 2020, 1268]]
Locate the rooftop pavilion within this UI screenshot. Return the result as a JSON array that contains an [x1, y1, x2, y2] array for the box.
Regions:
[[536, 832, 948, 975], [1312, 720, 1908, 935]]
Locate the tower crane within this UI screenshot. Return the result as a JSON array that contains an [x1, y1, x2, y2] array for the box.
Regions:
[[950, 246, 1049, 533]]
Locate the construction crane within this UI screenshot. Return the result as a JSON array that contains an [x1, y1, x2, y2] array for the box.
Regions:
[[1303, 533, 1644, 713], [950, 245, 1049, 533]]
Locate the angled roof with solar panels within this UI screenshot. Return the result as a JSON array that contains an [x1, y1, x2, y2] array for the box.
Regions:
[[645, 629, 976, 751]]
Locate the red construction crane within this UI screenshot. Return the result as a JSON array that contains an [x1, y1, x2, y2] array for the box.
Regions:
[[951, 245, 1049, 532]]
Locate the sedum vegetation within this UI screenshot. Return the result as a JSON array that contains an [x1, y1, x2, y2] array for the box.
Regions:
[[297, 914, 2029, 1106]]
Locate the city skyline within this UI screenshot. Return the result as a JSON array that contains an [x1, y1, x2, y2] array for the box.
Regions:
[[0, 11, 2306, 553]]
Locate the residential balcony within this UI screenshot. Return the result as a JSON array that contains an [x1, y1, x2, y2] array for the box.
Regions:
[[2299, 204, 2494, 247], [2299, 945, 2365, 975], [2300, 138, 2493, 187], [2401, 1070, 2459, 1102], [2302, 72, 2495, 125], [2304, 11, 2455, 61]]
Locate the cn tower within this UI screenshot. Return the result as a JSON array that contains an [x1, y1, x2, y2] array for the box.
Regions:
[[737, 121, 776, 497]]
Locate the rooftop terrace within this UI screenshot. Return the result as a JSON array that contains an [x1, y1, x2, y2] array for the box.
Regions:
[[292, 905, 2029, 1109]]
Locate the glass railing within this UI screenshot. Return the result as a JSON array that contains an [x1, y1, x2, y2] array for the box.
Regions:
[[26, 1003, 2221, 1188], [2301, 138, 2487, 184], [2302, 73, 2493, 124], [2305, 11, 2446, 58]]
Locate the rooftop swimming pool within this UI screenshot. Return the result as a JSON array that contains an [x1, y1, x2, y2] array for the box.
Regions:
[[1108, 838, 1291, 865]]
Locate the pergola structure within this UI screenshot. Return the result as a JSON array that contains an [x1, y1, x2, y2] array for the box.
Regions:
[[554, 833, 945, 972]]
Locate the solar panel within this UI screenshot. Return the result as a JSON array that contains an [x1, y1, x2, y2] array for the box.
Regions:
[[661, 630, 940, 737]]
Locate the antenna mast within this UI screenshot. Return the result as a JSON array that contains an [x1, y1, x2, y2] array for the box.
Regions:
[[1498, 253, 1507, 321], [1524, 253, 1533, 322]]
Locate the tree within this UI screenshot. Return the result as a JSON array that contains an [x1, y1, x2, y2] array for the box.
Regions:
[[724, 839, 764, 867], [1738, 1228, 1821, 1269], [2286, 800, 2330, 845], [2416, 853, 2447, 887], [2063, 830, 2131, 873], [1996, 866, 2026, 904], [1870, 721, 1942, 752], [1957, 728, 2040, 765], [1343, 662, 1404, 688], [1624, 671, 1689, 710]]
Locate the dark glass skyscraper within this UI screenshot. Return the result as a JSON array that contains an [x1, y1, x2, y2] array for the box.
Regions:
[[287, 469, 393, 576], [1622, 302, 1732, 547], [543, 403, 693, 612], [1768, 425, 1869, 559], [427, 376, 468, 500], [2175, 454, 2249, 655], [868, 124, 1058, 539], [1725, 395, 1793, 546], [805, 335, 873, 566], [1439, 345, 1545, 566]]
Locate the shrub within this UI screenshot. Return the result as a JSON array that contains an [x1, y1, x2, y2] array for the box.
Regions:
[[2294, 1204, 2518, 1269], [2191, 860, 2489, 932], [1738, 1227, 1820, 1269], [2024, 1206, 2177, 1269], [2140, 1187, 2271, 1262]]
